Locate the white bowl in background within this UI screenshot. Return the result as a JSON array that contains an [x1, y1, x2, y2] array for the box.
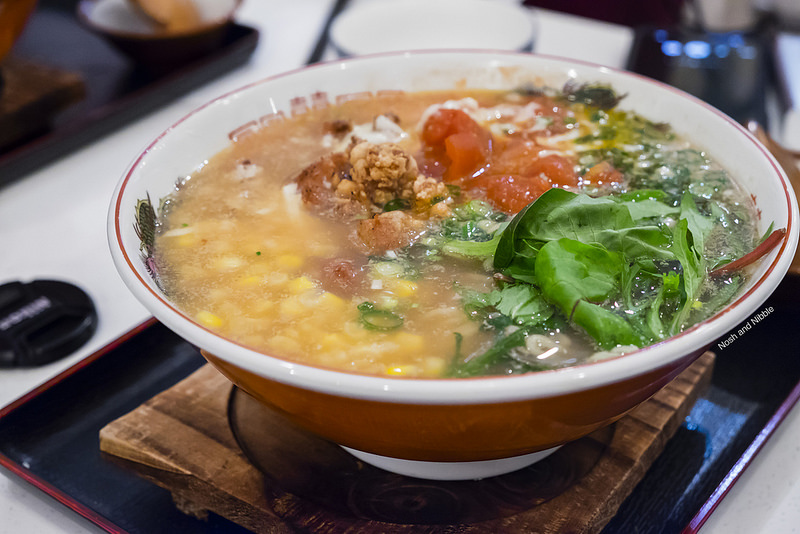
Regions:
[[77, 0, 240, 72], [329, 0, 537, 56]]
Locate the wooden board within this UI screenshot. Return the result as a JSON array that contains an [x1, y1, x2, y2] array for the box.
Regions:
[[99, 352, 715, 533], [0, 57, 85, 150]]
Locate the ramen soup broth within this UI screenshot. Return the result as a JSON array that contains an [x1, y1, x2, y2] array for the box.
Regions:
[[151, 88, 761, 378]]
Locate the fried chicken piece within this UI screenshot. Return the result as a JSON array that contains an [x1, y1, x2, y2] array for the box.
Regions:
[[357, 210, 425, 253], [316, 256, 368, 296], [412, 175, 449, 202], [341, 142, 418, 206], [293, 151, 368, 219], [295, 151, 349, 207]]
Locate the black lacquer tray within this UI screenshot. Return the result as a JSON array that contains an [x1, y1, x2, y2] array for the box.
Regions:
[[0, 0, 259, 188], [1, 275, 800, 533]]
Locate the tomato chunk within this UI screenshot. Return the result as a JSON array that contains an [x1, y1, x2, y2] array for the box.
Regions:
[[420, 109, 491, 182], [444, 132, 488, 182], [582, 161, 624, 186], [419, 109, 579, 213], [524, 154, 579, 187], [473, 146, 578, 213], [470, 174, 551, 214]]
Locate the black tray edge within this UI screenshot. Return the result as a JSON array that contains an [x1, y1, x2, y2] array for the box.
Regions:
[[683, 375, 800, 533], [0, 318, 157, 534]]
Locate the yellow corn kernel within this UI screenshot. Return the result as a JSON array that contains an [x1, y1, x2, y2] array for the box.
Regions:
[[287, 276, 316, 294], [318, 350, 348, 367], [176, 233, 199, 248], [250, 300, 272, 314], [317, 291, 346, 310], [238, 275, 261, 287], [262, 272, 289, 288], [391, 331, 425, 352], [247, 262, 274, 275], [343, 320, 368, 339], [207, 288, 229, 302], [196, 310, 223, 329], [390, 279, 418, 298], [320, 333, 346, 351], [216, 255, 243, 271], [423, 356, 448, 377], [268, 335, 302, 355], [385, 364, 421, 376], [276, 254, 304, 269], [279, 297, 306, 317]]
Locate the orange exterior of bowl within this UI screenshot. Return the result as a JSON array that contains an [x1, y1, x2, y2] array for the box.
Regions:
[[204, 348, 702, 462]]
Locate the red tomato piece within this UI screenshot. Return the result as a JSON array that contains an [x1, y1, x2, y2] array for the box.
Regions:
[[582, 161, 624, 186], [491, 139, 542, 174], [524, 154, 579, 187], [420, 109, 492, 182], [492, 140, 578, 187], [470, 174, 551, 214], [444, 132, 488, 183], [421, 109, 480, 143]]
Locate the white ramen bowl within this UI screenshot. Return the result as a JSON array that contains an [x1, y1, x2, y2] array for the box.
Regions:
[[109, 51, 798, 480]]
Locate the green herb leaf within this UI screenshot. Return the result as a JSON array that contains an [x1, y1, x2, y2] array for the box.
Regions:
[[494, 189, 674, 274], [572, 301, 642, 349], [535, 238, 622, 308], [442, 232, 502, 258], [669, 218, 705, 335], [491, 284, 553, 326], [383, 198, 411, 212], [564, 82, 625, 110], [448, 326, 544, 377]]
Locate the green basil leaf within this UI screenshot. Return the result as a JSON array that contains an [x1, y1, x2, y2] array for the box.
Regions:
[[492, 284, 553, 326], [572, 301, 642, 349], [669, 218, 705, 335], [534, 238, 623, 309]]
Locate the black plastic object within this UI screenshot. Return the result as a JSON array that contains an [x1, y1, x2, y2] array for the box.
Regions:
[[0, 280, 97, 367], [627, 27, 770, 127]]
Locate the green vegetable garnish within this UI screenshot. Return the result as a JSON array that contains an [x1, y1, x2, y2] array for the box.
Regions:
[[489, 187, 736, 350], [358, 302, 404, 331], [383, 198, 411, 212]]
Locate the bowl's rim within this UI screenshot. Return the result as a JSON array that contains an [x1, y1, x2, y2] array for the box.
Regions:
[[109, 49, 799, 405]]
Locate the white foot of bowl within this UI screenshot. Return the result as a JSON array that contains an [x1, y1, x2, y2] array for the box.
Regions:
[[341, 446, 561, 480]]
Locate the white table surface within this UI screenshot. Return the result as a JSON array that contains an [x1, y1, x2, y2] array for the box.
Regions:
[[1, 1, 797, 532]]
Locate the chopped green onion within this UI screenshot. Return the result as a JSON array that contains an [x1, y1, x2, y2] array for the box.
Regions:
[[358, 302, 404, 331], [372, 261, 406, 278], [383, 198, 411, 212]]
